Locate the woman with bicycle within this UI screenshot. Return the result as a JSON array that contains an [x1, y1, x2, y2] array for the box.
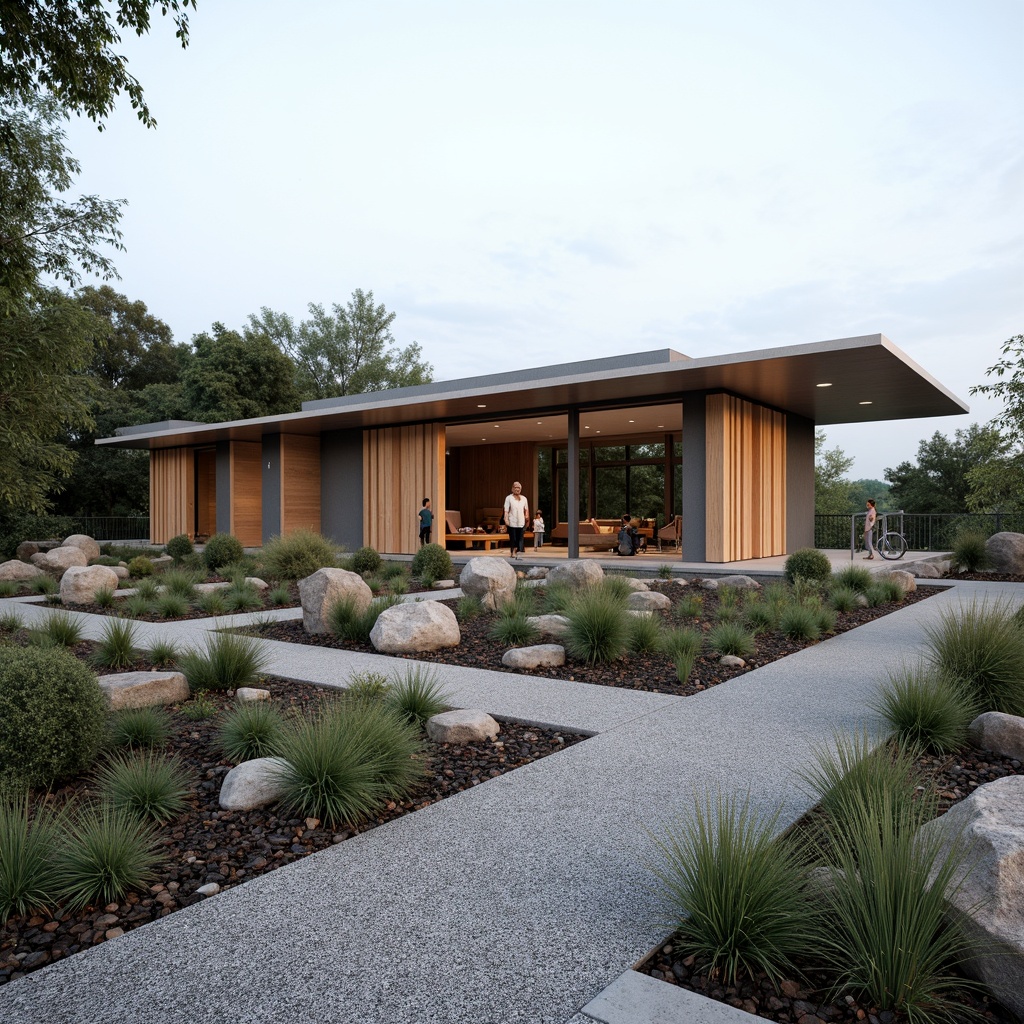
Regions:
[[863, 498, 877, 559]]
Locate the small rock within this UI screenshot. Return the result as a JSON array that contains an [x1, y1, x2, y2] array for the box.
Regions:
[[719, 655, 746, 668], [195, 883, 221, 896], [426, 709, 500, 744], [235, 687, 271, 703]]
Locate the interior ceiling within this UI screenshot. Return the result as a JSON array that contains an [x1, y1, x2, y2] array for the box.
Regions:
[[444, 404, 683, 447]]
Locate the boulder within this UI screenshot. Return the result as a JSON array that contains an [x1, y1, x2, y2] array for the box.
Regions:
[[236, 687, 272, 703], [501, 645, 566, 669], [699, 579, 719, 591], [986, 532, 1024, 574], [426, 709, 500, 744], [149, 555, 174, 573], [60, 534, 100, 563], [245, 577, 269, 593], [719, 655, 747, 668], [219, 757, 289, 811], [525, 566, 549, 580], [16, 540, 60, 562], [0, 559, 44, 583], [878, 568, 916, 594], [627, 590, 671, 612], [98, 670, 190, 711], [620, 577, 650, 592], [526, 614, 570, 638], [546, 559, 604, 590], [714, 575, 762, 591], [434, 580, 456, 589], [298, 568, 372, 634], [59, 564, 120, 606], [30, 546, 88, 576], [917, 776, 1024, 1017], [912, 562, 941, 579], [370, 600, 460, 654], [112, 565, 130, 580], [967, 712, 1024, 760], [458, 557, 517, 611]]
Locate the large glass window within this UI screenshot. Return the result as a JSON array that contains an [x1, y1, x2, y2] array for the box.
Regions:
[[594, 466, 626, 518]]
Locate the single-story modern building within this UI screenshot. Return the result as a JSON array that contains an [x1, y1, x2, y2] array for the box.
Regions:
[[97, 334, 967, 562]]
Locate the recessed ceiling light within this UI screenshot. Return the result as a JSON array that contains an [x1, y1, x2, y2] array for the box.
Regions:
[[628, 419, 635, 424], [584, 425, 590, 429], [536, 421, 542, 425], [657, 424, 664, 428], [477, 404, 487, 408], [596, 430, 602, 434], [494, 424, 500, 428], [859, 401, 873, 405], [816, 382, 833, 388], [481, 437, 487, 441]]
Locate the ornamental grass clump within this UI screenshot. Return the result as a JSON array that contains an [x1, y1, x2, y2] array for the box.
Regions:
[[31, 610, 85, 648], [223, 580, 262, 613], [540, 581, 573, 615], [829, 584, 859, 613], [94, 751, 191, 823], [0, 581, 16, 598], [455, 594, 484, 621], [272, 699, 425, 827], [195, 590, 228, 616], [385, 665, 452, 726], [93, 586, 116, 608], [950, 529, 990, 574], [0, 647, 106, 790], [108, 706, 172, 750], [869, 664, 975, 755], [134, 577, 160, 602], [924, 598, 1024, 715], [627, 613, 663, 655], [55, 802, 161, 911], [218, 701, 288, 762], [777, 603, 821, 642], [0, 792, 67, 923], [147, 637, 179, 669], [154, 591, 190, 619], [488, 604, 539, 647], [564, 584, 630, 665], [28, 574, 57, 596], [266, 584, 291, 607], [831, 565, 873, 593], [344, 671, 391, 704], [673, 594, 703, 620], [177, 631, 270, 692], [262, 529, 340, 581], [161, 570, 199, 601], [91, 617, 140, 670], [706, 621, 757, 659], [651, 792, 813, 987], [743, 602, 777, 634]]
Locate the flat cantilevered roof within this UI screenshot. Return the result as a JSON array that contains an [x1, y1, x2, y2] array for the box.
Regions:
[[97, 333, 968, 450]]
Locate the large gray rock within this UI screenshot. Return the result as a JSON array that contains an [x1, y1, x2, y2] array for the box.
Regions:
[[298, 568, 372, 634], [31, 546, 88, 576], [219, 757, 289, 811], [620, 578, 650, 592], [60, 534, 101, 563], [426, 709, 500, 744], [986, 532, 1024, 574], [526, 614, 570, 638], [16, 540, 59, 562], [878, 568, 916, 594], [501, 645, 565, 669], [714, 575, 762, 590], [918, 776, 1024, 1017], [458, 557, 517, 611], [98, 670, 190, 710], [546, 559, 604, 589], [370, 600, 460, 654], [0, 559, 43, 582], [967, 712, 1024, 760], [59, 564, 120, 605], [912, 562, 942, 578], [626, 590, 671, 612], [149, 555, 174, 573]]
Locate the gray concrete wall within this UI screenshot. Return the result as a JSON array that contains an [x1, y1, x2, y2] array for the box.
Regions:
[[681, 395, 706, 562], [261, 435, 282, 542], [321, 429, 364, 550], [786, 413, 815, 551], [215, 441, 231, 536]]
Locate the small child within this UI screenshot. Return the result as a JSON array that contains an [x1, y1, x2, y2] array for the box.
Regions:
[[418, 497, 433, 546], [533, 510, 545, 549]]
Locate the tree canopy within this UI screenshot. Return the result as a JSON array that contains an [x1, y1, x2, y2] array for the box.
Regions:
[[249, 289, 433, 402], [814, 430, 855, 514]]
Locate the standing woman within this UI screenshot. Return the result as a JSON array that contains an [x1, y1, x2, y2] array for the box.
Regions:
[[863, 498, 877, 559], [503, 481, 529, 560]]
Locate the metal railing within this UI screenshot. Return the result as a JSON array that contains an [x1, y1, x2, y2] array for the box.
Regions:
[[68, 516, 151, 542], [815, 512, 1024, 552]]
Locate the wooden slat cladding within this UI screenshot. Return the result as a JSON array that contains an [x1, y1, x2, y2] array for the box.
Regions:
[[150, 448, 193, 544], [705, 395, 786, 562], [447, 442, 536, 529], [229, 442, 263, 546], [279, 435, 321, 537], [364, 425, 445, 554], [196, 449, 217, 538]]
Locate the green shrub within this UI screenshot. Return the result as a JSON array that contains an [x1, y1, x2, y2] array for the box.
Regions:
[[0, 580, 17, 598], [155, 591, 190, 619], [924, 598, 1024, 715], [658, 564, 673, 580], [411, 543, 453, 582], [55, 802, 161, 911], [870, 664, 975, 755], [350, 545, 383, 576], [272, 700, 425, 827], [385, 665, 451, 726], [91, 617, 140, 670], [203, 533, 244, 572], [165, 534, 194, 562], [829, 585, 860, 613], [0, 646, 106, 789], [178, 631, 269, 692], [218, 701, 287, 762], [777, 604, 821, 642], [181, 690, 218, 721], [627, 613, 663, 654], [0, 608, 22, 633], [344, 671, 391, 704], [94, 751, 191, 823], [673, 594, 703, 619], [564, 585, 630, 665], [0, 792, 66, 922], [109, 706, 172, 750], [651, 792, 813, 986], [784, 547, 832, 585], [831, 565, 873, 592], [456, 594, 485, 621], [219, 556, 261, 581], [814, 606, 838, 635], [706, 621, 757, 659], [127, 555, 154, 578], [89, 555, 121, 567], [262, 530, 339, 581], [950, 529, 990, 573]]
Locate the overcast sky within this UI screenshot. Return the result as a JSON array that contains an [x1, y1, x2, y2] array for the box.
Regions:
[[62, 0, 1022, 482]]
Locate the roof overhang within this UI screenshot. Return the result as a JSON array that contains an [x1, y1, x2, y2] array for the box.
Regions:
[[96, 334, 968, 450]]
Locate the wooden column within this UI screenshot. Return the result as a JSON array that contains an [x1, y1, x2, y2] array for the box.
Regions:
[[229, 441, 263, 546], [150, 448, 194, 544], [280, 435, 321, 536]]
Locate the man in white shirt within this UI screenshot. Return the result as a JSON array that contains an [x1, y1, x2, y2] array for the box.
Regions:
[[503, 481, 530, 560]]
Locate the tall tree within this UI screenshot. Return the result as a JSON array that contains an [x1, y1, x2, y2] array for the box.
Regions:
[[0, 0, 194, 128], [814, 430, 855, 514], [182, 323, 300, 423], [249, 289, 433, 402], [884, 424, 1004, 515]]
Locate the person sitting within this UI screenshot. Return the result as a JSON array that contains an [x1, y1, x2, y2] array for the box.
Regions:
[[617, 514, 642, 556]]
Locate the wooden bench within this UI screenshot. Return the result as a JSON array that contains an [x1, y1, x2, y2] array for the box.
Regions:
[[443, 511, 510, 551]]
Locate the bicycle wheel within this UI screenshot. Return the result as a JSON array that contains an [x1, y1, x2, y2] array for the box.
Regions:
[[879, 532, 907, 560]]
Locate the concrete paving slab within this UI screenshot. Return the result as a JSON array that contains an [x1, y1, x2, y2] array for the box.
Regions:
[[581, 970, 759, 1023]]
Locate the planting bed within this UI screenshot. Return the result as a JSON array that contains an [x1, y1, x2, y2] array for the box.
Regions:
[[243, 581, 942, 696]]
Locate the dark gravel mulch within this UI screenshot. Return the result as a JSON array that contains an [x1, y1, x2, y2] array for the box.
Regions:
[[243, 581, 942, 696], [943, 570, 1024, 584], [638, 744, 1024, 1024], [0, 677, 584, 986]]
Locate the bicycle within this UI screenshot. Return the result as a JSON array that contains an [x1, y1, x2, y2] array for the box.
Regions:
[[852, 510, 907, 560]]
